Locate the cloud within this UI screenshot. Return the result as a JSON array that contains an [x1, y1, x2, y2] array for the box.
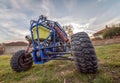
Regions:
[[63, 0, 77, 12], [97, 0, 108, 2], [0, 0, 52, 43], [10, 0, 21, 9], [0, 4, 29, 42], [0, 0, 120, 43]]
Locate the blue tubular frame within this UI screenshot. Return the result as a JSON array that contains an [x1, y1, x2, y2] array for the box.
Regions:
[[30, 18, 67, 64], [30, 17, 57, 64]]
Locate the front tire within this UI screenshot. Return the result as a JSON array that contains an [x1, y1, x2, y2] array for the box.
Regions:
[[10, 50, 33, 72], [71, 32, 98, 73]]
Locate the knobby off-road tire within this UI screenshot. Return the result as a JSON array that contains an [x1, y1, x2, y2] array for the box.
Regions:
[[10, 50, 33, 72], [71, 32, 98, 73]]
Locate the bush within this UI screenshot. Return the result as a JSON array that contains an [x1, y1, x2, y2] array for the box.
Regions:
[[103, 27, 120, 39], [0, 46, 5, 55]]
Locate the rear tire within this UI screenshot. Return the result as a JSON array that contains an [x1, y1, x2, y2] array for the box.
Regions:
[[10, 50, 33, 72], [71, 32, 98, 73]]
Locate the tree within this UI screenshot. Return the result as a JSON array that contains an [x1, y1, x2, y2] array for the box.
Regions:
[[63, 25, 73, 37]]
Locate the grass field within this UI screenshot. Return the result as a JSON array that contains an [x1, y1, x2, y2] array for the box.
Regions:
[[0, 44, 120, 83]]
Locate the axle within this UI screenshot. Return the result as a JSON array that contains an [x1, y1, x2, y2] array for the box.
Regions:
[[46, 51, 71, 55]]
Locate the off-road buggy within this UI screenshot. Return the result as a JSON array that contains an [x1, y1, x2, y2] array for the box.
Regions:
[[10, 15, 98, 73]]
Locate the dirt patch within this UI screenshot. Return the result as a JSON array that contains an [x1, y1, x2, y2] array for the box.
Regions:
[[99, 59, 120, 83], [55, 65, 75, 77], [19, 75, 39, 83], [92, 37, 120, 46]]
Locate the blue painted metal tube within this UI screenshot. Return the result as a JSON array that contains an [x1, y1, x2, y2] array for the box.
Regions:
[[36, 22, 41, 49], [30, 20, 36, 49]]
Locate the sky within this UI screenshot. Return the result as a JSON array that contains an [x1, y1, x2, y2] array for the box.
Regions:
[[0, 0, 120, 43]]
